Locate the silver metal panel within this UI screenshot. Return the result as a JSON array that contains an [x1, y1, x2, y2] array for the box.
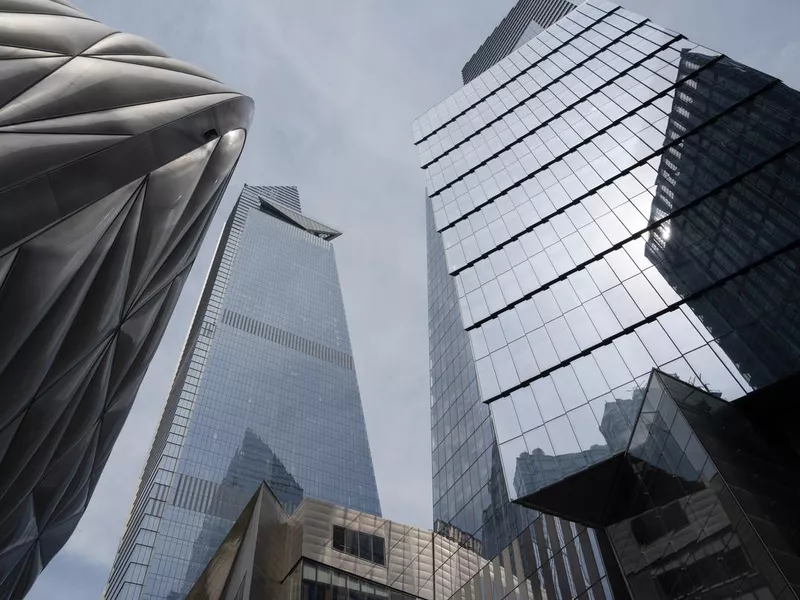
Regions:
[[0, 2, 253, 598]]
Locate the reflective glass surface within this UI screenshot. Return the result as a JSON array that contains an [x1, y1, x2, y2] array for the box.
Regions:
[[106, 185, 381, 600], [415, 0, 800, 511], [608, 372, 800, 600], [416, 1, 800, 598], [461, 0, 577, 85], [426, 195, 615, 599]]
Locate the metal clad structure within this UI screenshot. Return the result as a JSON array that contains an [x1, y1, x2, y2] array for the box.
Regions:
[[0, 2, 252, 598]]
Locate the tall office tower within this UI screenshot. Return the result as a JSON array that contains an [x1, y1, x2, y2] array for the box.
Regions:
[[0, 2, 251, 599], [462, 0, 578, 85], [416, 1, 800, 599], [105, 185, 381, 600]]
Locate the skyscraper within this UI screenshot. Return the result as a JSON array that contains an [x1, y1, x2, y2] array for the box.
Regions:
[[461, 0, 578, 84], [416, 1, 800, 598], [104, 185, 381, 600], [0, 2, 251, 598]]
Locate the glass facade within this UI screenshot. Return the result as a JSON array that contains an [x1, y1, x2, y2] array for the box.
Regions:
[[417, 1, 800, 598], [104, 185, 381, 600], [426, 163, 619, 600], [461, 0, 578, 85], [606, 371, 800, 600]]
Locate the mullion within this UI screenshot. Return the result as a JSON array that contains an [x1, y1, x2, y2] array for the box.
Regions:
[[422, 14, 646, 171], [415, 5, 623, 148], [430, 32, 689, 228], [481, 240, 800, 406], [464, 112, 789, 332], [438, 53, 738, 259]]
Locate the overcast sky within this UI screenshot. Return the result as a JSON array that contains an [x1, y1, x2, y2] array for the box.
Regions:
[[28, 1, 800, 598]]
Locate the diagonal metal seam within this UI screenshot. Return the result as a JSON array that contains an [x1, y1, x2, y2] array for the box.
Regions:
[[0, 174, 144, 270], [421, 17, 654, 171], [124, 135, 222, 312], [0, 91, 239, 133], [6, 253, 192, 447], [0, 336, 115, 524], [434, 52, 770, 236], [0, 95, 251, 257], [0, 29, 118, 111], [429, 31, 697, 210], [415, 3, 623, 147], [447, 72, 779, 278], [464, 126, 797, 333], [24, 382, 110, 536], [0, 7, 100, 23], [0, 186, 139, 384], [0, 184, 145, 433], [124, 161, 236, 318], [0, 52, 67, 60], [108, 176, 148, 332], [0, 247, 20, 297], [0, 128, 130, 136], [106, 261, 193, 401], [89, 54, 223, 85], [481, 237, 800, 407]]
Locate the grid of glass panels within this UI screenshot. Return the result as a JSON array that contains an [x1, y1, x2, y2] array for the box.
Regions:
[[105, 186, 382, 600], [414, 0, 800, 530], [607, 372, 800, 599], [426, 195, 615, 599], [461, 0, 577, 86]]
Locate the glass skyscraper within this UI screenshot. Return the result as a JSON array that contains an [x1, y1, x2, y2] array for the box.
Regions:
[[104, 185, 381, 600], [461, 0, 578, 85], [417, 1, 800, 598]]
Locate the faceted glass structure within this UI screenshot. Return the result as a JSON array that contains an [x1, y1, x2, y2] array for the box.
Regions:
[[462, 0, 578, 85], [416, 0, 800, 598], [105, 185, 381, 600], [0, 2, 252, 599], [607, 371, 800, 600]]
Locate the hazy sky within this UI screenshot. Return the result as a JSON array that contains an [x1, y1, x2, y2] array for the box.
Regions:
[[28, 1, 800, 598]]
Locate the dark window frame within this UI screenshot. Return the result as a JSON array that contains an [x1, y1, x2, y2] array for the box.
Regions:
[[330, 525, 386, 566]]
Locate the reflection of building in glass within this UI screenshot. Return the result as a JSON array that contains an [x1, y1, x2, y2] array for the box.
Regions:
[[461, 0, 578, 84], [434, 520, 484, 556], [0, 2, 252, 598], [181, 429, 303, 590], [513, 445, 610, 496], [608, 372, 800, 600], [104, 185, 381, 600], [425, 198, 616, 599], [598, 392, 642, 452], [645, 51, 800, 391], [416, 0, 800, 598]]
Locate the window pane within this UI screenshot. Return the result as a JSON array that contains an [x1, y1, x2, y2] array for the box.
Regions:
[[345, 529, 358, 555], [372, 536, 385, 565], [333, 526, 345, 552], [358, 531, 371, 561]]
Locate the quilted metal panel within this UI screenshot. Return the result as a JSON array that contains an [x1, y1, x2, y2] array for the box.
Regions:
[[0, 2, 253, 598]]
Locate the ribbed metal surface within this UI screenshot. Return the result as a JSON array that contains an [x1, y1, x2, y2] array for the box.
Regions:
[[0, 2, 252, 598]]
